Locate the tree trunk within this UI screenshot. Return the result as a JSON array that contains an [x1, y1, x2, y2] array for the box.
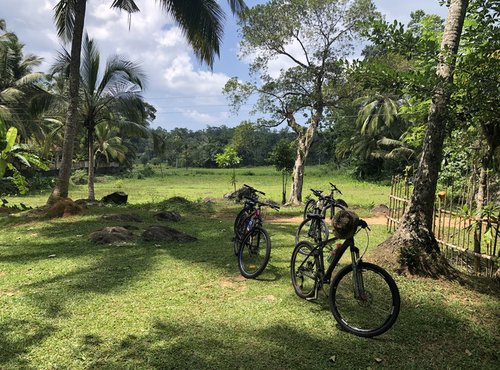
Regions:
[[378, 0, 469, 277], [87, 128, 95, 201], [288, 126, 315, 205], [47, 0, 87, 204]]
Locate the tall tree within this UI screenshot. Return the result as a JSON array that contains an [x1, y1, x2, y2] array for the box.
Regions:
[[48, 0, 246, 204], [380, 0, 469, 276], [224, 0, 379, 204], [51, 35, 148, 200]]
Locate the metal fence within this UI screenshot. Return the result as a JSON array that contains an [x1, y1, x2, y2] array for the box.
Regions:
[[388, 176, 499, 277]]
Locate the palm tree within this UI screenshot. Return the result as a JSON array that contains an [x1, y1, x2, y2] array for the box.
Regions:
[[52, 34, 149, 200], [0, 21, 46, 138], [48, 0, 246, 204], [355, 94, 400, 136], [94, 122, 129, 167]]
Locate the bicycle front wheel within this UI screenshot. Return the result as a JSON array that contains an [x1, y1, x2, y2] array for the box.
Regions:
[[290, 241, 318, 299], [329, 262, 400, 337], [295, 217, 329, 245], [238, 227, 271, 279]]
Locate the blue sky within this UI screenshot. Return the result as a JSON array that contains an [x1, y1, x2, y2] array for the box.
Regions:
[[2, 1, 448, 131]]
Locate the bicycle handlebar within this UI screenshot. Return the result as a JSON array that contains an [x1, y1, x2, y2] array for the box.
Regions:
[[329, 182, 342, 195], [244, 184, 266, 195]]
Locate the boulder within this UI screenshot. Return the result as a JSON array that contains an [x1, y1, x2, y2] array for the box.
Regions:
[[89, 226, 134, 244], [372, 204, 390, 216], [46, 198, 83, 218], [101, 191, 128, 205], [142, 225, 197, 243], [153, 211, 181, 222]]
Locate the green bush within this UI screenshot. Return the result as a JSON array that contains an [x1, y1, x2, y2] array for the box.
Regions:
[[70, 169, 88, 185]]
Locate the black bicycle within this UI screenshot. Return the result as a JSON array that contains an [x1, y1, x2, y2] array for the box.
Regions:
[[235, 199, 280, 279], [291, 208, 400, 338], [303, 183, 348, 220], [233, 184, 266, 255]]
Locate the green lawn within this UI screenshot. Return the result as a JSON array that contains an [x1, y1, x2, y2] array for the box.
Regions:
[[0, 167, 498, 369]]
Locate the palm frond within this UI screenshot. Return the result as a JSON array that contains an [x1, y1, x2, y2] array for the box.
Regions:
[[158, 0, 224, 67], [53, 0, 76, 43]]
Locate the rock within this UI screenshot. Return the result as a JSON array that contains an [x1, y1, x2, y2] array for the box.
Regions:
[[102, 213, 143, 222], [89, 226, 134, 244], [153, 211, 181, 222], [46, 198, 83, 218], [142, 225, 197, 243], [372, 204, 390, 216], [101, 191, 128, 205]]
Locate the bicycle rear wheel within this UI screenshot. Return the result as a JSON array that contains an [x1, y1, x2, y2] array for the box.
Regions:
[[295, 217, 329, 245], [290, 241, 318, 299], [328, 262, 400, 337], [238, 227, 271, 279], [303, 199, 316, 219]]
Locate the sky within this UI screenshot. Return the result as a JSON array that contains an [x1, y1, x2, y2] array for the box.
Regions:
[[2, 1, 449, 132]]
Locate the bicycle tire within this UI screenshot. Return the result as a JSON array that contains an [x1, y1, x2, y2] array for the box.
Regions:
[[238, 227, 271, 279], [328, 262, 400, 338], [295, 217, 329, 245], [326, 198, 349, 219], [234, 208, 250, 237], [290, 241, 318, 299], [303, 199, 316, 220]]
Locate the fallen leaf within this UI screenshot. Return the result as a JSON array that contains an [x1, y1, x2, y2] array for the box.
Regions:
[[375, 358, 383, 363], [48, 254, 56, 258], [329, 355, 336, 363], [465, 349, 472, 356]]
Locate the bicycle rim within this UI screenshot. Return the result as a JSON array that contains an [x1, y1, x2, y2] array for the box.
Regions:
[[238, 227, 271, 279], [329, 263, 400, 337], [290, 241, 318, 299]]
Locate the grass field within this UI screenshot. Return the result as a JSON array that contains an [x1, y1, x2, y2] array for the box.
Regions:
[[1, 167, 498, 369]]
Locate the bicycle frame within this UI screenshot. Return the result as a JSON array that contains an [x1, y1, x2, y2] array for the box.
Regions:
[[297, 235, 363, 299]]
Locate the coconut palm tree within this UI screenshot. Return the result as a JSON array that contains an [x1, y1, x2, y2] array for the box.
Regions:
[[51, 34, 149, 200], [0, 21, 46, 138], [49, 0, 246, 203]]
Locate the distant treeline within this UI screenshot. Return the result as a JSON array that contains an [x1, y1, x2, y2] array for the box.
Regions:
[[140, 124, 339, 169]]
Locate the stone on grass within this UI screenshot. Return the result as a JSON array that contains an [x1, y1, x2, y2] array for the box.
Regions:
[[101, 191, 128, 205], [102, 213, 143, 222], [153, 211, 181, 222], [142, 225, 197, 243], [372, 204, 389, 216], [89, 226, 134, 244], [46, 198, 83, 218]]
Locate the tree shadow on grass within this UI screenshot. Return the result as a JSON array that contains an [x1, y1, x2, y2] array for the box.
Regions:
[[0, 318, 56, 368]]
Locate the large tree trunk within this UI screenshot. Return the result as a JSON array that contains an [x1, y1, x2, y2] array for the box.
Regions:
[[47, 0, 86, 204], [87, 127, 95, 201], [288, 123, 316, 205], [378, 0, 469, 277]]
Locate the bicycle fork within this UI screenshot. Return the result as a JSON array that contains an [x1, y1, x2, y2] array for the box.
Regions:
[[351, 248, 366, 301]]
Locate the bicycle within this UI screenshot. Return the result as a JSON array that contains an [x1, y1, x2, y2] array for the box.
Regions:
[[236, 199, 280, 279], [302, 183, 348, 220], [290, 206, 400, 337], [233, 184, 265, 256]]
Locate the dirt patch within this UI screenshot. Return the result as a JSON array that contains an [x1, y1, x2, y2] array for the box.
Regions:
[[219, 275, 247, 292]]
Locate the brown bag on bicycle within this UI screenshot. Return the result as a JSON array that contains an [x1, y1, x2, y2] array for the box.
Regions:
[[331, 209, 359, 239]]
